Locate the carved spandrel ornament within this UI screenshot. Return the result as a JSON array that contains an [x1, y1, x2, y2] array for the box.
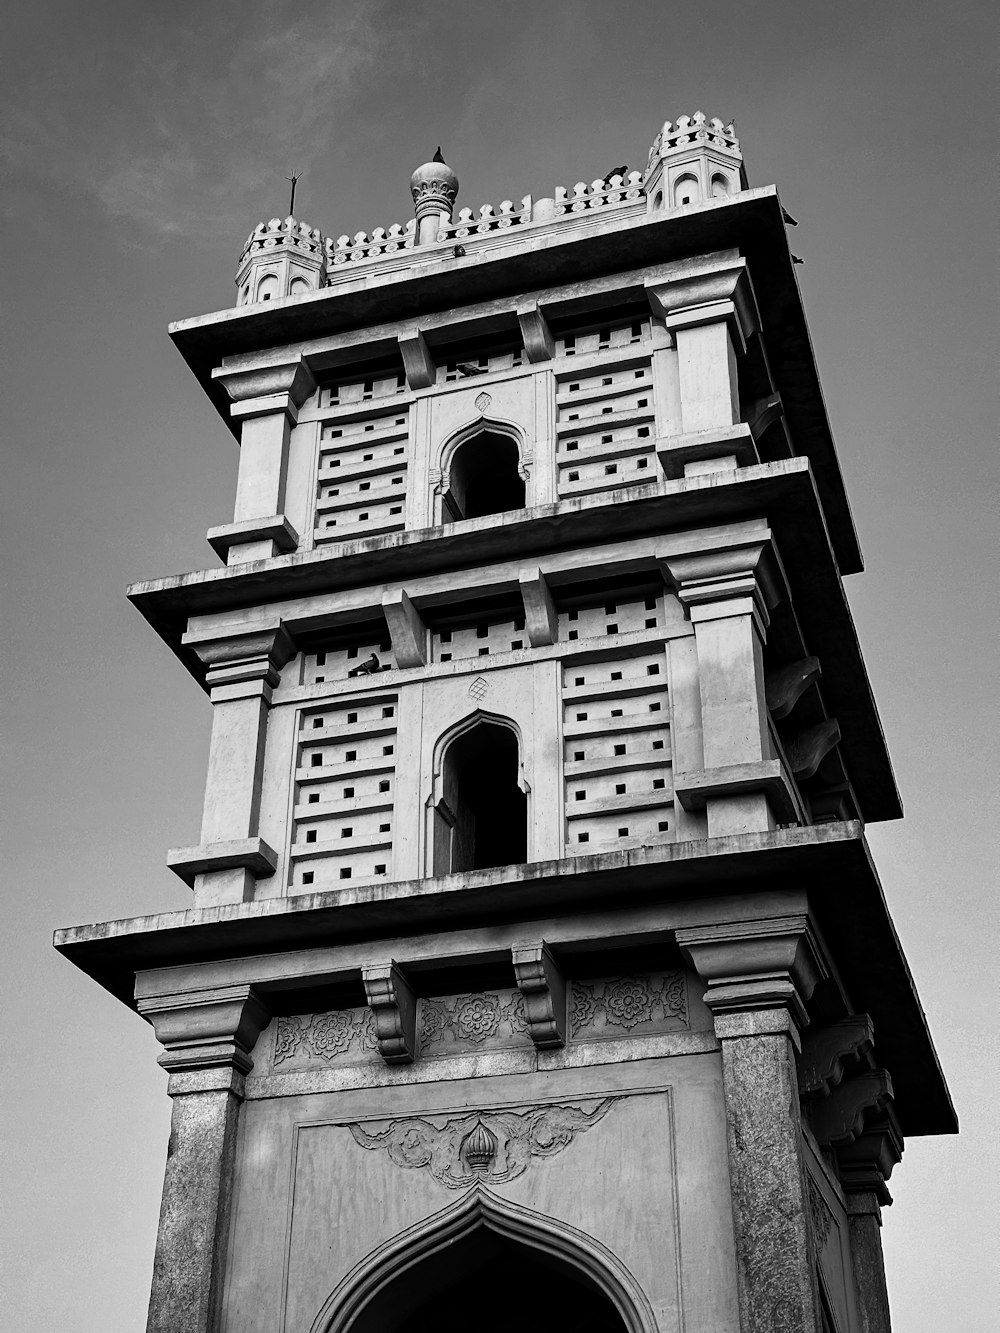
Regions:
[[347, 1097, 619, 1189], [570, 972, 687, 1039]]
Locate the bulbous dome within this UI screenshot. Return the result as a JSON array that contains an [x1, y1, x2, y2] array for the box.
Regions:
[[410, 147, 459, 215]]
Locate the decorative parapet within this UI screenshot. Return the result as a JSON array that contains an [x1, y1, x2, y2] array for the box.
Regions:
[[327, 219, 416, 267], [646, 113, 740, 169]]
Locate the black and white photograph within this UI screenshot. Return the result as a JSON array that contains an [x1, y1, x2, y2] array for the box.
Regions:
[[2, 3, 995, 1329]]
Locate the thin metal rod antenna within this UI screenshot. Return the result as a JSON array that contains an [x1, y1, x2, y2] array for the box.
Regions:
[[285, 171, 303, 216]]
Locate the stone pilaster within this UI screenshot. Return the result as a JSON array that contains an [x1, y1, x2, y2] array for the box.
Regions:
[[137, 984, 269, 1333], [846, 1192, 892, 1333], [210, 359, 315, 564], [678, 917, 827, 1333], [662, 531, 799, 837], [167, 625, 294, 905], [646, 256, 761, 477]]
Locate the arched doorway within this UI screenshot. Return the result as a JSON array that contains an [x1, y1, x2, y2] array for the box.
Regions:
[[358, 1226, 628, 1332], [444, 429, 525, 521], [432, 719, 528, 874], [312, 1189, 657, 1333]]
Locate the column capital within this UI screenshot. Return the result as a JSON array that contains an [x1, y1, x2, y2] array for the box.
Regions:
[[676, 914, 828, 1034], [183, 623, 296, 695], [645, 256, 760, 351], [659, 535, 786, 629], [212, 357, 316, 422], [137, 983, 270, 1082]]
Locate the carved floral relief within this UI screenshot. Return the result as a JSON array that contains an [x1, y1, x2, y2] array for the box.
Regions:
[[273, 1007, 377, 1067], [347, 1098, 619, 1189], [570, 972, 687, 1039], [419, 989, 530, 1056]]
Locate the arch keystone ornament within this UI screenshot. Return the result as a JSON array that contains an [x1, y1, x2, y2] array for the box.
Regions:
[[309, 1185, 659, 1333]]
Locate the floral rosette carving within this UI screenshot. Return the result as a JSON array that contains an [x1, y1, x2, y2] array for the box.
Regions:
[[310, 1011, 355, 1058], [603, 978, 653, 1030], [455, 994, 502, 1043], [271, 1007, 379, 1067]]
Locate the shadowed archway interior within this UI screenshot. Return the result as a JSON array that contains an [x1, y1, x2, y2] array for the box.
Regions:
[[444, 429, 525, 521], [347, 1226, 628, 1333], [433, 721, 527, 873]]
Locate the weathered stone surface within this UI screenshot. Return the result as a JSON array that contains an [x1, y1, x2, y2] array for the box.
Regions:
[[146, 1088, 241, 1333], [847, 1192, 892, 1333], [718, 1028, 820, 1332]]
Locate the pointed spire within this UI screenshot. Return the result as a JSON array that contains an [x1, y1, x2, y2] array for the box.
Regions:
[[433, 147, 445, 163]]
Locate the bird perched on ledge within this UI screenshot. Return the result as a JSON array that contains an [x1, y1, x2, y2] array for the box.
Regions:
[[603, 164, 629, 184]]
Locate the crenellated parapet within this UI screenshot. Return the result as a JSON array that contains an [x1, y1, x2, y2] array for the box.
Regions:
[[236, 215, 327, 305]]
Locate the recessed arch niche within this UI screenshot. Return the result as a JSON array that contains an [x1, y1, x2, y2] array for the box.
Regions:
[[440, 419, 526, 522], [427, 711, 529, 875], [310, 1187, 659, 1333]]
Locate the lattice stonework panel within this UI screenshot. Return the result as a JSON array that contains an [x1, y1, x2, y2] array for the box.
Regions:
[[289, 692, 399, 890], [313, 404, 410, 545], [556, 346, 656, 501], [560, 598, 673, 854]]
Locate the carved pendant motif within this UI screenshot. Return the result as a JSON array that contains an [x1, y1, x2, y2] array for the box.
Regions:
[[347, 1097, 618, 1189]]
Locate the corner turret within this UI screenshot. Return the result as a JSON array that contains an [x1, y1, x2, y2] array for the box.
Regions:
[[235, 216, 327, 306], [644, 112, 747, 214]]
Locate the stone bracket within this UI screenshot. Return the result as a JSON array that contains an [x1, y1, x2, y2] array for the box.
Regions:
[[511, 943, 566, 1048], [655, 423, 759, 479], [166, 837, 278, 887], [786, 718, 841, 780], [362, 961, 417, 1064], [516, 301, 554, 363], [798, 1014, 875, 1097], [206, 514, 299, 561], [766, 656, 821, 721], [398, 330, 436, 389], [836, 1107, 903, 1204], [137, 983, 270, 1079], [746, 391, 784, 442], [518, 568, 558, 646], [382, 588, 427, 668], [645, 259, 761, 351], [810, 1070, 895, 1149]]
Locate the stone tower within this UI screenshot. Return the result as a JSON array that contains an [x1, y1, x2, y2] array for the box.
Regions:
[[56, 113, 955, 1333]]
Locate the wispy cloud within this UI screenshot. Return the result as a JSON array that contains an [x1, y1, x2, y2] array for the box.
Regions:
[[1, 2, 390, 242]]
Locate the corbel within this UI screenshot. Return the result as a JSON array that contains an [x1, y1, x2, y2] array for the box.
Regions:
[[809, 1070, 895, 1149], [512, 944, 566, 1048], [137, 983, 270, 1083], [381, 589, 427, 668], [398, 330, 436, 389], [362, 961, 417, 1064], [835, 1106, 904, 1204], [518, 568, 558, 646], [746, 391, 784, 442], [797, 1015, 875, 1097], [786, 718, 841, 780], [516, 300, 554, 363], [766, 656, 821, 720]]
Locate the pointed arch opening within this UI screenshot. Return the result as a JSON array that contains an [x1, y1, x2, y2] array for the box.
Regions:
[[443, 426, 525, 521], [311, 1187, 658, 1333], [431, 716, 527, 874]]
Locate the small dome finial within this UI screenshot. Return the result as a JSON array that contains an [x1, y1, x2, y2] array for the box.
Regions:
[[433, 147, 445, 163], [410, 150, 459, 246]]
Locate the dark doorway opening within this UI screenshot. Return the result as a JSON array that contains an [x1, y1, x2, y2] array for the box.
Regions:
[[445, 431, 525, 521], [350, 1225, 629, 1333], [434, 721, 527, 873]]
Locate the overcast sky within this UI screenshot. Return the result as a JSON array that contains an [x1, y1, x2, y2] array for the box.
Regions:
[[2, 2, 997, 1329]]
